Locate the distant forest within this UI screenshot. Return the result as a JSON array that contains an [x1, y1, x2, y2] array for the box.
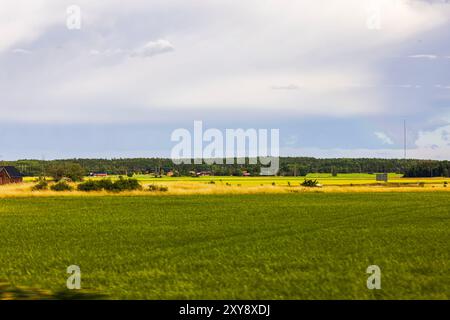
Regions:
[[2, 157, 450, 178]]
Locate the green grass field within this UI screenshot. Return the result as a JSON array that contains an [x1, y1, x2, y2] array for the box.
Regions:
[[1, 193, 449, 299]]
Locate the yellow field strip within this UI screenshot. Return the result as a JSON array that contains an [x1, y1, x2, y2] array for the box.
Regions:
[[0, 182, 449, 198]]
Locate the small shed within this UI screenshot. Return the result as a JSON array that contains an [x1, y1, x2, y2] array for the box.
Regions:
[[0, 166, 24, 185], [376, 173, 388, 182]]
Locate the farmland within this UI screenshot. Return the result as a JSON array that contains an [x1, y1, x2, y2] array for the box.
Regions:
[[129, 173, 449, 187], [0, 192, 449, 299], [3, 173, 446, 199]]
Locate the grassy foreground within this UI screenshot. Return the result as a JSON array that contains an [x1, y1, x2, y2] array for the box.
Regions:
[[0, 193, 449, 299]]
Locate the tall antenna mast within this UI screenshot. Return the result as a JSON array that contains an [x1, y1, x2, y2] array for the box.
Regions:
[[403, 120, 407, 160]]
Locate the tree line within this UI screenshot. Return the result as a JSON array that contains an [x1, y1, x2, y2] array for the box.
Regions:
[[1, 157, 449, 178]]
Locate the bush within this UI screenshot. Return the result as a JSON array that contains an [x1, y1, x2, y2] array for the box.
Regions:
[[77, 177, 142, 192], [32, 180, 48, 191], [50, 181, 73, 191], [97, 179, 115, 190], [112, 176, 142, 191], [301, 179, 319, 187], [77, 180, 103, 192], [148, 184, 168, 192]]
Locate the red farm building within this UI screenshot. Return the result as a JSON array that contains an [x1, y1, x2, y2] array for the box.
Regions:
[[0, 166, 24, 185]]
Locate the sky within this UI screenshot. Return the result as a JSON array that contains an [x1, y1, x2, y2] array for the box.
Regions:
[[1, 0, 450, 160]]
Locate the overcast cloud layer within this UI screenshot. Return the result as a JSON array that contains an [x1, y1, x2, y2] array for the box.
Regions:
[[1, 0, 450, 160]]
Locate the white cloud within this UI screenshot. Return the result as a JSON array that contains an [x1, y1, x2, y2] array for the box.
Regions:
[[88, 40, 174, 58], [416, 124, 450, 148], [386, 84, 422, 89], [283, 125, 450, 159], [0, 0, 62, 53], [89, 48, 125, 56], [11, 48, 32, 54], [407, 54, 438, 59], [1, 0, 450, 124], [130, 40, 174, 58], [374, 132, 394, 145], [271, 84, 302, 90]]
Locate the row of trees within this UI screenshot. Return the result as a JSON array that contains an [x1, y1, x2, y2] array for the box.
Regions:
[[2, 157, 450, 178]]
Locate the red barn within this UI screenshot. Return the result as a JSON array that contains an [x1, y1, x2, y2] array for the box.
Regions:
[[89, 172, 108, 177], [0, 166, 23, 185]]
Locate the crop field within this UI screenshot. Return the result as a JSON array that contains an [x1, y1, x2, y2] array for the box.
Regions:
[[6, 174, 449, 199], [1, 192, 449, 299], [120, 173, 447, 186], [101, 173, 448, 189]]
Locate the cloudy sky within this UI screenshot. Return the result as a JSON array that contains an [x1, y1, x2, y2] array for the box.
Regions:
[[1, 0, 450, 160]]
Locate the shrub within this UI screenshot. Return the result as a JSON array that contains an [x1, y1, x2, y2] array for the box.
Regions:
[[77, 180, 103, 192], [148, 184, 168, 192], [208, 180, 216, 184], [32, 180, 48, 191], [96, 179, 115, 190], [272, 182, 276, 186], [50, 181, 72, 191], [112, 176, 142, 192], [301, 179, 319, 187], [77, 177, 141, 192]]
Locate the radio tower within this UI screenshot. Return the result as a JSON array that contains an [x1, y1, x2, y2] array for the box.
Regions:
[[403, 120, 407, 160]]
